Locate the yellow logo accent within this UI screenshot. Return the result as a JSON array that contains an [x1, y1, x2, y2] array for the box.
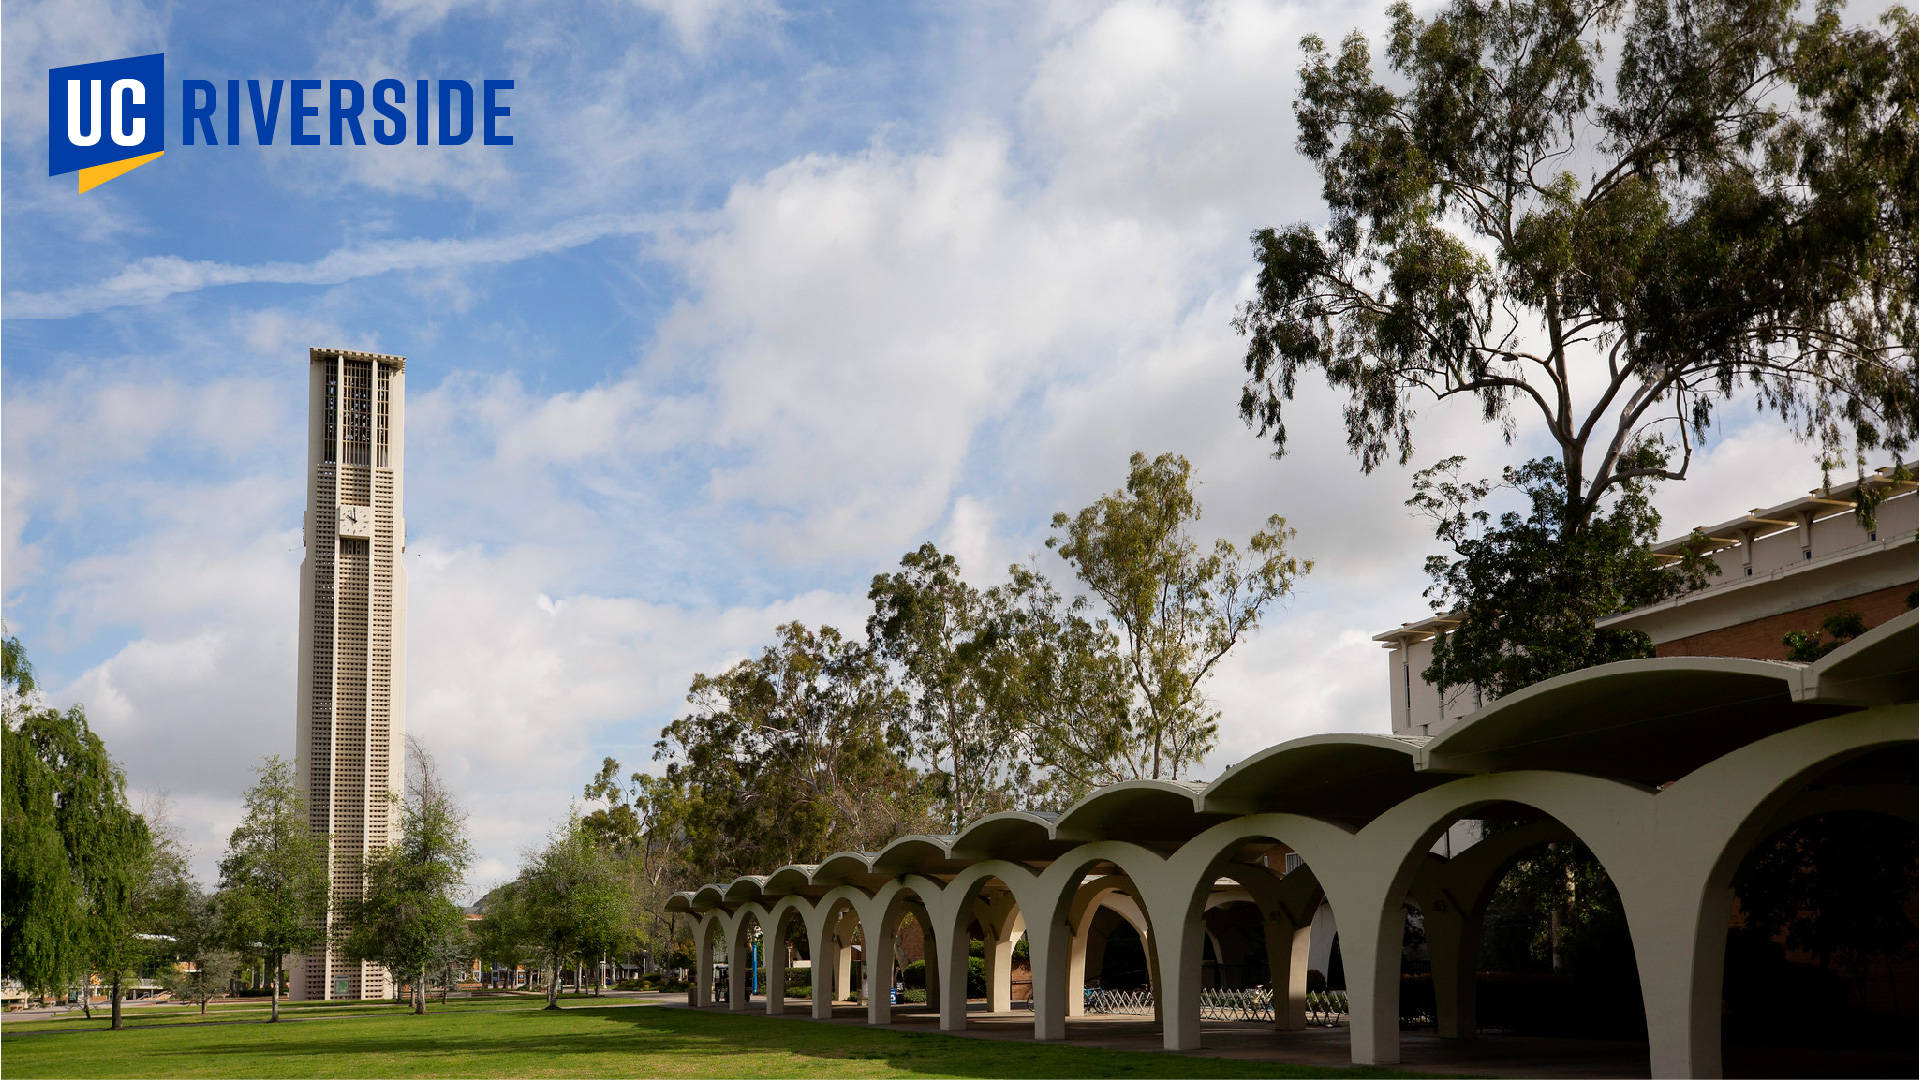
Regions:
[[77, 150, 165, 193]]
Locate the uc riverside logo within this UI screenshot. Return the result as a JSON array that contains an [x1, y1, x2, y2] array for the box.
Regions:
[[50, 54, 165, 193], [50, 53, 513, 193]]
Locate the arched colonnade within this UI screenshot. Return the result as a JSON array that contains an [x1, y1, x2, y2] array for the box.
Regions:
[[671, 615, 1918, 1078]]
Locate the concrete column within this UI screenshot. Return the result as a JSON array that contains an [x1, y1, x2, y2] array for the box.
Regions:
[[1269, 917, 1311, 1030], [924, 936, 941, 1013], [764, 930, 787, 1016], [1344, 899, 1403, 1066], [836, 928, 855, 1003], [1425, 904, 1479, 1039], [986, 935, 1014, 1013], [937, 917, 971, 1032], [1030, 920, 1068, 1041], [1159, 917, 1204, 1051], [1066, 921, 1092, 1017], [810, 928, 837, 1020], [865, 928, 894, 1026], [728, 925, 753, 1012], [694, 923, 714, 1008], [1631, 880, 1730, 1079]]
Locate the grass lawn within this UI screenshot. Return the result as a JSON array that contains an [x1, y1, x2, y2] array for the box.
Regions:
[[2, 999, 1430, 1078], [0, 993, 560, 1033]]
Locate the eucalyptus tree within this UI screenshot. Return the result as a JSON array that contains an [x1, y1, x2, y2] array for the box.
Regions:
[[1234, 0, 1915, 693], [650, 623, 932, 881], [979, 564, 1133, 805], [1048, 452, 1309, 780], [869, 543, 1032, 832], [217, 756, 328, 1022]]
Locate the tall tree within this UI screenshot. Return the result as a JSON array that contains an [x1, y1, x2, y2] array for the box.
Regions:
[[979, 564, 1134, 805], [1234, 0, 1915, 694], [3, 697, 151, 1027], [517, 813, 629, 1010], [216, 756, 328, 1022], [1048, 452, 1310, 780], [869, 543, 1030, 831], [2, 708, 79, 1003], [470, 880, 532, 989], [336, 739, 473, 1014], [650, 623, 932, 881], [1236, 0, 1915, 525]]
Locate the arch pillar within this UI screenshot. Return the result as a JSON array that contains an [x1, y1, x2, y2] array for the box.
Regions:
[[726, 910, 758, 1012], [801, 903, 839, 1020], [692, 914, 717, 1008], [864, 908, 895, 1026], [1029, 914, 1069, 1041], [935, 908, 971, 1031], [764, 901, 806, 1017]]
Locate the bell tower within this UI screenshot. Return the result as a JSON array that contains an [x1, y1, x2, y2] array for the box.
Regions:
[[293, 347, 407, 1000]]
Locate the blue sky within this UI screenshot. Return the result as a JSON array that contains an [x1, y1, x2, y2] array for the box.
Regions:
[[3, 0, 1827, 892]]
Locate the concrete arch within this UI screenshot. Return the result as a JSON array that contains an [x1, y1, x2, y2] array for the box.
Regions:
[[1157, 817, 1350, 1050], [722, 903, 775, 1012], [690, 911, 724, 1008], [1401, 818, 1576, 1039], [1065, 875, 1152, 1019], [929, 859, 1042, 1033], [863, 876, 947, 1026], [761, 895, 813, 1016], [1632, 706, 1919, 1079], [804, 885, 875, 1021], [1029, 841, 1172, 1042], [1340, 771, 1659, 1066]]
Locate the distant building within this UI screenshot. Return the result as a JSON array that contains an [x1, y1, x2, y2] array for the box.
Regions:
[[292, 348, 409, 1000], [1375, 465, 1917, 738]]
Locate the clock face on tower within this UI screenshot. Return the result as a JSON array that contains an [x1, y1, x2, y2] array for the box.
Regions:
[[338, 503, 372, 538]]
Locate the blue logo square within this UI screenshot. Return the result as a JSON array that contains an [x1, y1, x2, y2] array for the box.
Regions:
[[50, 53, 165, 177]]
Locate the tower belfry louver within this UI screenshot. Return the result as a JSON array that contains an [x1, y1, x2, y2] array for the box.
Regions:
[[293, 347, 407, 1000]]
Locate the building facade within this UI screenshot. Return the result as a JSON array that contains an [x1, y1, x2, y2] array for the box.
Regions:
[[292, 347, 408, 1001], [1376, 465, 1917, 739]]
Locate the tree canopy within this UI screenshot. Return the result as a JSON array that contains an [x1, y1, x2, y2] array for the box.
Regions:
[[650, 622, 931, 882], [1236, 0, 1915, 537], [1048, 451, 1309, 779], [336, 739, 473, 1013], [216, 756, 328, 1022]]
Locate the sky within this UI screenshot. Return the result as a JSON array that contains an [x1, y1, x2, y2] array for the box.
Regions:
[[2, 0, 1834, 896]]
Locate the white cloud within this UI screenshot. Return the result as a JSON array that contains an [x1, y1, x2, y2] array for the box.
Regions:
[[8, 213, 693, 319]]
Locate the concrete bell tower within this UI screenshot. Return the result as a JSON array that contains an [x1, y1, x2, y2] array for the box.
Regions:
[[292, 347, 408, 1000]]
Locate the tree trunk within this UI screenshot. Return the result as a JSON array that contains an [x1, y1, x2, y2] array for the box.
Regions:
[[110, 974, 123, 1030], [81, 983, 92, 1020], [545, 961, 561, 1009], [414, 966, 426, 1014], [269, 953, 281, 1022]]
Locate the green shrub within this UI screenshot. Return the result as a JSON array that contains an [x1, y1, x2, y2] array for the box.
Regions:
[[901, 961, 926, 989]]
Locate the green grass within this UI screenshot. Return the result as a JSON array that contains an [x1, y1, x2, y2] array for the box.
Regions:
[[0, 994, 556, 1033], [2, 999, 1427, 1078]]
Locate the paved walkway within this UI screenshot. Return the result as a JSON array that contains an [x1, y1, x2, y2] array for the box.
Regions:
[[673, 999, 1652, 1077]]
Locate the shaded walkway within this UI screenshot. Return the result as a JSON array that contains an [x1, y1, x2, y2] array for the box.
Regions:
[[670, 999, 1650, 1078]]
